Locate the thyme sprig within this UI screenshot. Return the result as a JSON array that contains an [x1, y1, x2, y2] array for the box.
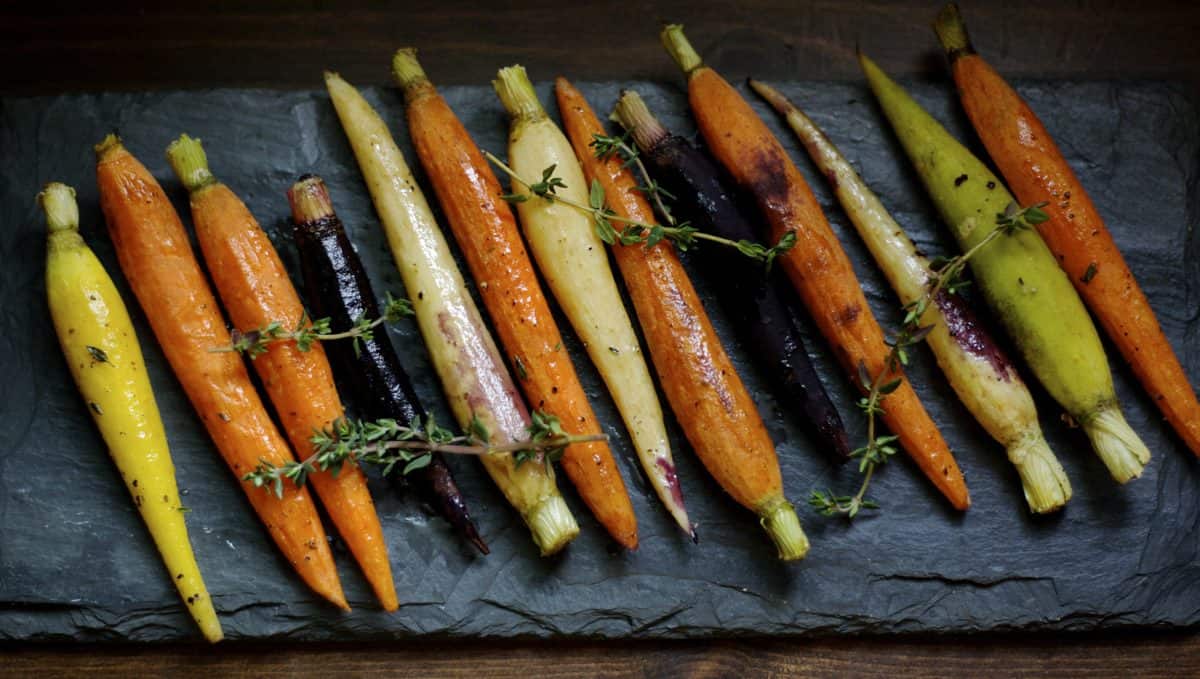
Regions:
[[589, 132, 799, 271], [810, 201, 1048, 518], [213, 293, 415, 358], [243, 410, 603, 499], [482, 150, 796, 269], [589, 132, 679, 227]]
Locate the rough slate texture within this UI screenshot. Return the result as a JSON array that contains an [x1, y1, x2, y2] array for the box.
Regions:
[[1, 78, 1198, 642]]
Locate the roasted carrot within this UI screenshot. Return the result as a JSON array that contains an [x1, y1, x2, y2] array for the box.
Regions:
[[42, 183, 223, 642], [750, 81, 1071, 513], [611, 89, 851, 463], [389, 51, 639, 549], [555, 77, 808, 560], [491, 65, 650, 547], [289, 176, 578, 556], [285, 170, 486, 556], [95, 135, 347, 610], [861, 52, 1151, 483], [660, 25, 969, 510], [934, 3, 1200, 457], [165, 136, 397, 611]]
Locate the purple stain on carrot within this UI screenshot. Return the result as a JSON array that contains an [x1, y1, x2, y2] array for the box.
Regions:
[[933, 291, 1014, 379], [655, 457, 686, 512]]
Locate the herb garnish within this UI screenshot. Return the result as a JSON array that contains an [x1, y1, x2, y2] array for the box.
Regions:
[[588, 132, 799, 272], [810, 201, 1048, 518], [482, 150, 796, 269], [86, 345, 110, 364], [242, 410, 600, 498], [213, 294, 414, 358], [1081, 262, 1098, 284]]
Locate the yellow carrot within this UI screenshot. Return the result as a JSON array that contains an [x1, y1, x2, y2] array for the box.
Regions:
[[42, 183, 223, 642]]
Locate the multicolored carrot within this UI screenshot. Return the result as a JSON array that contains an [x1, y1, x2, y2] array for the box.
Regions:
[[660, 25, 970, 510], [750, 81, 1071, 512], [934, 2, 1200, 457], [94, 135, 347, 609], [42, 183, 223, 641], [555, 77, 808, 559], [166, 135, 397, 610], [290, 174, 578, 556], [860, 52, 1150, 483], [489, 64, 653, 546], [611, 89, 851, 462], [389, 51, 658, 547], [282, 156, 485, 555]]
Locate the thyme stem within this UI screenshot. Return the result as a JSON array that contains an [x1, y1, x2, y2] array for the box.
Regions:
[[210, 293, 414, 358], [482, 150, 794, 265], [810, 200, 1048, 519], [591, 133, 677, 226], [243, 411, 602, 499]]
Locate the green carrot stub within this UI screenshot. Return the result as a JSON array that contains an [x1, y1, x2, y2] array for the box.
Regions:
[[860, 53, 1150, 483]]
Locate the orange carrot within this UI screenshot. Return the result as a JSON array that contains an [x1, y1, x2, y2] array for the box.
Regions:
[[661, 26, 969, 510], [391, 53, 637, 549], [165, 135, 397, 611], [554, 77, 808, 559], [934, 3, 1200, 456], [94, 135, 348, 609]]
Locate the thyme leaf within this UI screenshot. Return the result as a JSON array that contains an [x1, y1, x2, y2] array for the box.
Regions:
[[812, 200, 1048, 519], [212, 295, 415, 357], [481, 150, 795, 267], [242, 410, 602, 498]]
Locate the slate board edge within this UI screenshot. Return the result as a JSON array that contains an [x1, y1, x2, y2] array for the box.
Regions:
[[1, 79, 1198, 643]]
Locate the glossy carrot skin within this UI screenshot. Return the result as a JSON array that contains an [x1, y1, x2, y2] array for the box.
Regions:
[[42, 183, 223, 642], [662, 28, 969, 510], [749, 81, 1071, 513], [396, 69, 636, 549], [170, 143, 398, 611], [286, 178, 486, 556], [94, 137, 347, 609], [935, 5, 1200, 456], [555, 78, 807, 559], [612, 94, 850, 461]]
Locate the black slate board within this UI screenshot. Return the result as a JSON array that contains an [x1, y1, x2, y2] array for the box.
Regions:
[[1, 78, 1198, 642]]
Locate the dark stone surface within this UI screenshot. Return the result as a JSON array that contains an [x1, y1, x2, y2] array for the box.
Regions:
[[0, 78, 1197, 642]]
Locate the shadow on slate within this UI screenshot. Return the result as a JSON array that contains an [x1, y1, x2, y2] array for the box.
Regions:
[[0, 78, 1197, 642]]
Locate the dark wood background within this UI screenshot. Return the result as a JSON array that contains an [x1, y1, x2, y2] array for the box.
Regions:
[[3, 1, 1199, 675]]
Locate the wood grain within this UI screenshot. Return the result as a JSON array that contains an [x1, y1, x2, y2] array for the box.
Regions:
[[3, 0, 1200, 95], [3, 633, 1200, 677], [4, 0, 1199, 674]]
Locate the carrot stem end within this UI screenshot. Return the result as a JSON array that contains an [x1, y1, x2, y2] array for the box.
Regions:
[[493, 65, 545, 121], [39, 182, 79, 233], [933, 3, 976, 60], [524, 493, 580, 557], [760, 498, 809, 561], [166, 134, 217, 193], [1084, 404, 1151, 484], [288, 175, 336, 224], [611, 90, 669, 152], [660, 24, 704, 75], [391, 48, 428, 90], [1007, 434, 1072, 513]]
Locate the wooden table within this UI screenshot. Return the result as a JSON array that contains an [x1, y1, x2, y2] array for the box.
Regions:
[[3, 1, 1198, 675]]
